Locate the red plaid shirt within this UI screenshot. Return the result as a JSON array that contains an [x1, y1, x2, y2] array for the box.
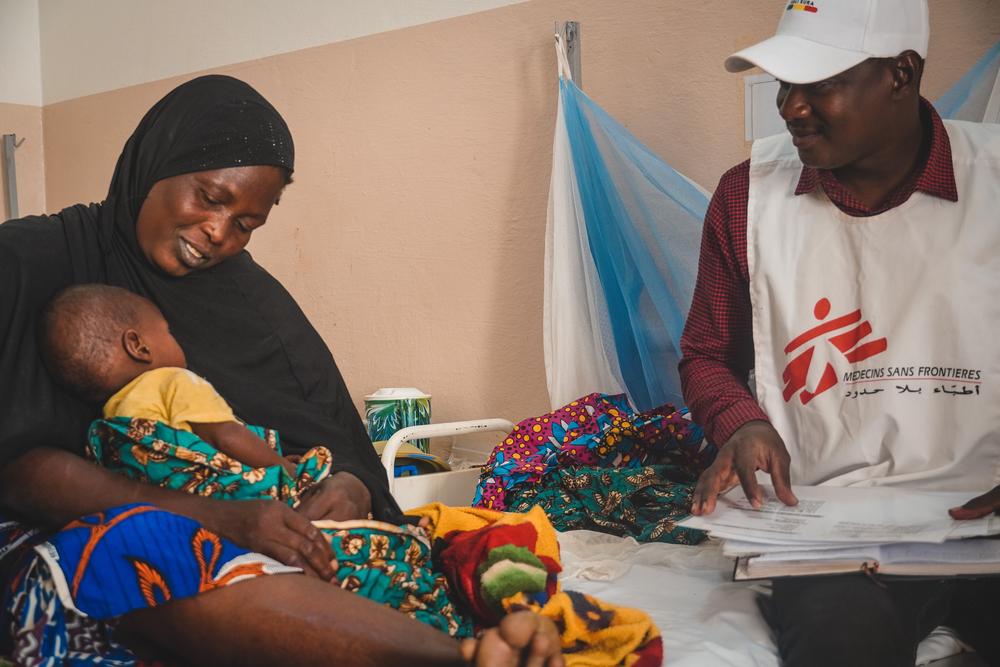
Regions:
[[679, 100, 959, 446]]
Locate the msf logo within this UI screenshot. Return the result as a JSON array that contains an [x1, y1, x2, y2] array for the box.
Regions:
[[786, 1, 819, 13], [782, 298, 887, 405]]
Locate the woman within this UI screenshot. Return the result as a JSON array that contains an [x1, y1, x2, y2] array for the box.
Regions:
[[0, 75, 561, 666]]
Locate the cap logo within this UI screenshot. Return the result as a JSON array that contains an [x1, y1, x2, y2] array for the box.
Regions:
[[786, 1, 818, 12]]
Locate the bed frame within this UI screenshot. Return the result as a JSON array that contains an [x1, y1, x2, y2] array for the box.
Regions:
[[379, 418, 513, 510]]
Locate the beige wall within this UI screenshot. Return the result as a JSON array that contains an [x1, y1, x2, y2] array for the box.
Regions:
[[37, 0, 530, 103], [0, 103, 45, 219], [39, 0, 1000, 428]]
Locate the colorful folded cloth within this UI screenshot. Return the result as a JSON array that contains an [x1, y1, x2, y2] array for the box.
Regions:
[[473, 393, 708, 512], [410, 503, 663, 666], [88, 417, 331, 507], [504, 464, 706, 545]]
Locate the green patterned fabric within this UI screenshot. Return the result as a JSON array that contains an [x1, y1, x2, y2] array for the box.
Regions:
[[320, 520, 474, 637], [504, 464, 706, 545], [87, 417, 331, 506]]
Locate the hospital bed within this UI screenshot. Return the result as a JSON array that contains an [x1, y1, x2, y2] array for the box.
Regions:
[[382, 420, 983, 667]]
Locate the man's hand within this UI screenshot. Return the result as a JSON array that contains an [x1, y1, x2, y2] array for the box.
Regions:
[[459, 611, 564, 667], [296, 472, 372, 522], [691, 420, 798, 515], [212, 499, 337, 581], [949, 486, 1000, 520]]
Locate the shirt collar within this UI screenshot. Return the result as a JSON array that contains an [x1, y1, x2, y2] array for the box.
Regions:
[[794, 98, 958, 209]]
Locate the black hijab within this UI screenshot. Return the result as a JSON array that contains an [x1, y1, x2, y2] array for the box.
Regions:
[[0, 75, 400, 521]]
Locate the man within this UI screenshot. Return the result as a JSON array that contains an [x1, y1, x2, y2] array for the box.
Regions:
[[679, 0, 1000, 664]]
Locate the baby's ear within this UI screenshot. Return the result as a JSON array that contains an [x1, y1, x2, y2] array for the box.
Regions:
[[123, 329, 152, 364]]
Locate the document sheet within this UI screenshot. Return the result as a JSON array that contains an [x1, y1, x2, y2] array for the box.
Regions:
[[679, 485, 1000, 544]]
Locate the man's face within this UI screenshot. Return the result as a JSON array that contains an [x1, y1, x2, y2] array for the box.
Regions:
[[776, 59, 896, 170]]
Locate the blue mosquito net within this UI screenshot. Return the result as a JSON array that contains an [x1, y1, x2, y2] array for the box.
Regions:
[[557, 78, 707, 410]]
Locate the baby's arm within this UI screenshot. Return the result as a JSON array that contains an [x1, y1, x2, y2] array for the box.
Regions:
[[191, 421, 296, 476]]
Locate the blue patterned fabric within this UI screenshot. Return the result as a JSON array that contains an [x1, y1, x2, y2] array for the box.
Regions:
[[45, 504, 285, 619], [1, 505, 290, 666]]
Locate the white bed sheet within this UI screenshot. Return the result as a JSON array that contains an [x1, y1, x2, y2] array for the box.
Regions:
[[556, 530, 967, 666]]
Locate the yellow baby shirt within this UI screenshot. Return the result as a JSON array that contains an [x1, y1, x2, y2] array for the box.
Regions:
[[103, 367, 235, 432]]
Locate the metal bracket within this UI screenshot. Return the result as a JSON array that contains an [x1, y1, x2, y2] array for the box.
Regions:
[[2, 134, 24, 221], [556, 21, 582, 87]]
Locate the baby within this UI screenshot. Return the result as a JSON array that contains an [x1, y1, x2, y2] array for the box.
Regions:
[[39, 284, 331, 503]]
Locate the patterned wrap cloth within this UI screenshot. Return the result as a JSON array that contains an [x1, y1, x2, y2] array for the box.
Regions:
[[315, 519, 473, 638], [505, 464, 708, 545], [473, 394, 712, 526], [88, 417, 332, 507], [0, 505, 296, 666]]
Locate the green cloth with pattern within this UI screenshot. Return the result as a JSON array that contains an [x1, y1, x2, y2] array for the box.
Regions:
[[318, 519, 473, 637], [504, 464, 706, 545], [87, 417, 331, 506]]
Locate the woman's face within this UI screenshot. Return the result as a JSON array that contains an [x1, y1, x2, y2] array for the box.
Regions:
[[135, 165, 287, 277]]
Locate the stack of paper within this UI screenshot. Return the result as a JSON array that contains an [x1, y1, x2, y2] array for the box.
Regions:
[[678, 485, 1000, 580]]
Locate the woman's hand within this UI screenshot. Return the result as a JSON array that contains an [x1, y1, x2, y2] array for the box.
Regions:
[[296, 471, 372, 522], [211, 499, 337, 581], [949, 486, 1000, 520], [459, 612, 564, 667], [691, 420, 798, 515]]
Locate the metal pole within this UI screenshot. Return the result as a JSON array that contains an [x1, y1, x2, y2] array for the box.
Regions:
[[557, 21, 582, 87], [2, 134, 19, 221]]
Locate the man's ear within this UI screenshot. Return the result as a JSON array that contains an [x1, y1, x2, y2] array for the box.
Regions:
[[890, 50, 923, 100], [123, 329, 152, 364]]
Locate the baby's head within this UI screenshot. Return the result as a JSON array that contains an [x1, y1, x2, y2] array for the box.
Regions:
[[39, 284, 186, 403]]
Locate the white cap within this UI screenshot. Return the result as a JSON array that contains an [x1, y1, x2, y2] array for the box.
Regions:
[[725, 0, 929, 84]]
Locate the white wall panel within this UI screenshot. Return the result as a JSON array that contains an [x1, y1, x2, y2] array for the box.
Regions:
[[0, 0, 43, 105]]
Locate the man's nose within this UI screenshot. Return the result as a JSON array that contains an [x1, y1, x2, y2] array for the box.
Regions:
[[778, 84, 810, 121]]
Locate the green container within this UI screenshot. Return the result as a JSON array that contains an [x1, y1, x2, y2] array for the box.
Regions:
[[365, 388, 432, 453]]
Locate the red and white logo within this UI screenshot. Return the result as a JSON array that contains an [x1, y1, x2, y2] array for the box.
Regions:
[[782, 298, 888, 404]]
